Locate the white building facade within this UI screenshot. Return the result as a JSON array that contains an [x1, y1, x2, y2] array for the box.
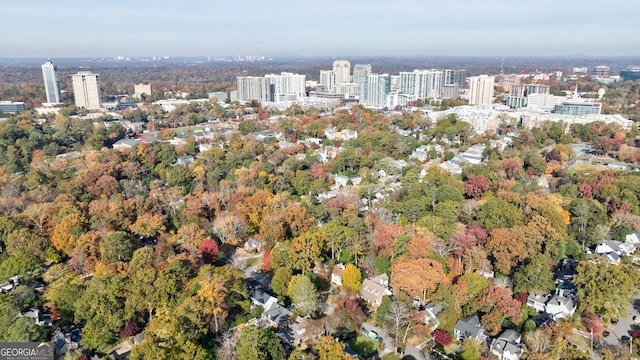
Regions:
[[71, 71, 101, 110]]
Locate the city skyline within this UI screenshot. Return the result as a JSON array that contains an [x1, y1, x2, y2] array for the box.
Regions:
[[2, 0, 639, 58]]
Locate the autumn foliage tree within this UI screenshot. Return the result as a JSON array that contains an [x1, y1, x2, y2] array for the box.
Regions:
[[391, 258, 447, 303], [341, 264, 362, 292], [463, 175, 490, 199]]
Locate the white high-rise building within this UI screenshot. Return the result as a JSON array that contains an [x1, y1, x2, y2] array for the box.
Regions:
[[237, 76, 271, 103], [41, 60, 62, 104], [332, 60, 351, 84], [399, 69, 444, 99], [71, 71, 101, 110], [468, 75, 495, 105], [265, 72, 306, 102], [360, 74, 390, 107], [319, 70, 336, 92]]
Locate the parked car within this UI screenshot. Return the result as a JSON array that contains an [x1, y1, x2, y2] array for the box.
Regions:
[[603, 331, 611, 337], [367, 331, 380, 341], [633, 316, 640, 323]]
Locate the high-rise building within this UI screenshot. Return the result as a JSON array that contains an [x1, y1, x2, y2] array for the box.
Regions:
[[237, 76, 271, 103], [399, 70, 444, 99], [71, 71, 101, 110], [332, 60, 351, 84], [352, 64, 372, 87], [468, 75, 495, 105], [443, 69, 467, 88], [265, 72, 306, 102], [134, 83, 152, 99], [41, 60, 62, 104], [620, 66, 640, 81], [319, 70, 336, 92], [593, 65, 610, 77], [359, 74, 390, 107]]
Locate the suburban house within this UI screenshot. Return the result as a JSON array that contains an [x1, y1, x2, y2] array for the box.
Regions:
[[423, 303, 443, 330], [18, 307, 52, 326], [594, 231, 640, 263], [545, 290, 577, 321], [333, 174, 362, 188], [454, 315, 486, 342], [278, 316, 322, 348], [526, 293, 547, 313], [527, 278, 577, 322], [253, 130, 282, 142], [490, 329, 526, 360], [250, 288, 290, 328], [359, 274, 392, 308], [331, 264, 345, 286], [244, 238, 263, 253]]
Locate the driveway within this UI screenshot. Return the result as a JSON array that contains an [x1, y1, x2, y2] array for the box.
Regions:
[[361, 322, 395, 354], [603, 295, 640, 346]]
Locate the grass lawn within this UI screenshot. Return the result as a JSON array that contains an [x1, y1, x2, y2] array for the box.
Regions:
[[380, 353, 402, 360], [349, 336, 379, 358]]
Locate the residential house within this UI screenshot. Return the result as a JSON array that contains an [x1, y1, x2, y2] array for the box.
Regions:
[[244, 238, 263, 253], [175, 155, 195, 166], [423, 303, 443, 330], [490, 329, 525, 360], [52, 329, 80, 356], [331, 264, 345, 286], [333, 174, 362, 187], [594, 231, 640, 263], [250, 288, 290, 328], [359, 274, 392, 308], [545, 291, 577, 321], [18, 307, 52, 326], [278, 316, 322, 348], [253, 130, 282, 141], [526, 294, 547, 313], [454, 315, 486, 341]]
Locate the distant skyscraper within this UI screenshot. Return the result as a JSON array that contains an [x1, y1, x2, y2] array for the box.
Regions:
[[443, 69, 467, 88], [359, 73, 390, 107], [71, 71, 102, 110], [399, 70, 444, 99], [41, 60, 62, 104], [319, 70, 336, 92], [237, 76, 271, 103], [468, 75, 495, 105], [332, 60, 351, 84], [352, 64, 372, 87], [265, 72, 306, 102], [134, 83, 152, 99]]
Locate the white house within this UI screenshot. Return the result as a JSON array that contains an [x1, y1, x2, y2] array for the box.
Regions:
[[490, 329, 525, 360]]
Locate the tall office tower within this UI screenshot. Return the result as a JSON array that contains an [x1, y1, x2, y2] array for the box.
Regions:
[[41, 60, 62, 104], [319, 70, 336, 92], [265, 72, 306, 102], [71, 71, 101, 110], [399, 70, 444, 99], [352, 64, 372, 87], [332, 60, 351, 84], [443, 69, 467, 88], [359, 73, 390, 107], [237, 76, 271, 102], [468, 75, 495, 105]]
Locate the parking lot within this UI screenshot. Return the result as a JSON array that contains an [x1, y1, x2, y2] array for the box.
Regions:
[[603, 296, 640, 346]]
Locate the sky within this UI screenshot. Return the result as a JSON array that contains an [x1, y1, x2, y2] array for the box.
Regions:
[[2, 0, 639, 58]]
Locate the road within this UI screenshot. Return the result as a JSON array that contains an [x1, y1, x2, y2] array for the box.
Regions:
[[603, 295, 640, 346]]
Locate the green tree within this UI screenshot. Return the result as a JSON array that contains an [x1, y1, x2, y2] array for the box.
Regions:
[[460, 337, 483, 360], [271, 267, 292, 297], [573, 261, 638, 320], [101, 231, 139, 263], [236, 325, 285, 360], [288, 275, 318, 316], [75, 273, 127, 350], [513, 254, 555, 295]]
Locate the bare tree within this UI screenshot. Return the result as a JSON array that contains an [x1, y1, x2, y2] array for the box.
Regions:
[[525, 329, 551, 356], [386, 300, 411, 353], [216, 329, 238, 360]]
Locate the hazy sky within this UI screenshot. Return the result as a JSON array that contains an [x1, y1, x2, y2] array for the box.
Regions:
[[3, 0, 639, 57]]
